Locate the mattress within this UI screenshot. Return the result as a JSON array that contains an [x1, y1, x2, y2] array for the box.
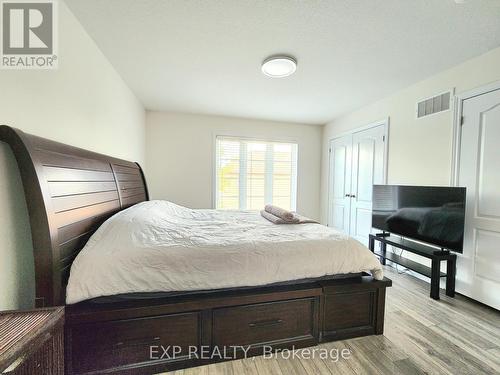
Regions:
[[66, 200, 384, 304]]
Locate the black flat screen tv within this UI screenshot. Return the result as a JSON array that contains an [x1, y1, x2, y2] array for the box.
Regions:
[[372, 185, 466, 252]]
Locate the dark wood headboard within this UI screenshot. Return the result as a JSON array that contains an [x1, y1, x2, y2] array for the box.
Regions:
[[0, 126, 149, 307]]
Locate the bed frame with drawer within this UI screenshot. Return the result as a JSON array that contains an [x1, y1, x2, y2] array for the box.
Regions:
[[0, 125, 391, 375]]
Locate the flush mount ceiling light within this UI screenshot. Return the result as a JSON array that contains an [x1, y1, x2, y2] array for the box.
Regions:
[[261, 56, 297, 78]]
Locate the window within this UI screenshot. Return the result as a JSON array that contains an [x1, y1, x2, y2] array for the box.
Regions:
[[215, 136, 298, 211]]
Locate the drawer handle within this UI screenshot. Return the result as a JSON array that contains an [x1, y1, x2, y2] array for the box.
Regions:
[[114, 336, 160, 348], [248, 319, 284, 328]]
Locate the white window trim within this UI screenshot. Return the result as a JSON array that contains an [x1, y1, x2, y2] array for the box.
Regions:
[[212, 134, 299, 210]]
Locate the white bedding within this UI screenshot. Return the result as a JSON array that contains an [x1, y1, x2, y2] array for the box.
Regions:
[[66, 201, 383, 304]]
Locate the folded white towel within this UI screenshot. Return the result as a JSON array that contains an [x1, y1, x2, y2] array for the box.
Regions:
[[264, 204, 295, 221], [260, 210, 299, 224], [260, 210, 319, 225], [293, 214, 320, 224]]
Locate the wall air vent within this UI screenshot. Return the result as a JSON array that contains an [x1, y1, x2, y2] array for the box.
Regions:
[[416, 91, 452, 119]]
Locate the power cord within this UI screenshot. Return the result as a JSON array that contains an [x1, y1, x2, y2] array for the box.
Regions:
[[395, 248, 410, 275], [384, 236, 410, 274]]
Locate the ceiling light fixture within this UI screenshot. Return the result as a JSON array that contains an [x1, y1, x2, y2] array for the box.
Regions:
[[261, 56, 297, 78]]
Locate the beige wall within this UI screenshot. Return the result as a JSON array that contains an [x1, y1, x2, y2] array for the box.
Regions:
[[0, 3, 145, 311], [320, 47, 500, 223], [146, 111, 322, 220]]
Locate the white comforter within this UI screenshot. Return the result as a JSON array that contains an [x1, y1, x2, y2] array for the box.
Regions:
[[66, 201, 383, 304]]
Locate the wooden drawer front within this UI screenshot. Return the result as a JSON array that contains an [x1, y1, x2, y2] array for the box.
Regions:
[[323, 291, 375, 338], [70, 312, 200, 374], [212, 298, 315, 347]]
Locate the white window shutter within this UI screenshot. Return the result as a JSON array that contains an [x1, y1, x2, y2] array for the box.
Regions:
[[215, 136, 298, 211]]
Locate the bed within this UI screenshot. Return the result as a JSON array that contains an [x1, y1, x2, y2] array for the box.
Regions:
[[0, 125, 391, 375]]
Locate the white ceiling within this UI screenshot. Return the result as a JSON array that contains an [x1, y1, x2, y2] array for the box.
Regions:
[[65, 0, 500, 125]]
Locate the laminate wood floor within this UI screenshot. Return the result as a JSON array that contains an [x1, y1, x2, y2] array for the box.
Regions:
[[161, 266, 500, 375]]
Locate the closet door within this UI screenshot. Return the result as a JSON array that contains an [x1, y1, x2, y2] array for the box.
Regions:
[[349, 125, 386, 245], [327, 135, 352, 234]]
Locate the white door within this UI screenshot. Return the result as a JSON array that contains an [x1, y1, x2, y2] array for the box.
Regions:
[[350, 125, 387, 245], [458, 88, 500, 310], [328, 135, 352, 234], [328, 123, 387, 242]]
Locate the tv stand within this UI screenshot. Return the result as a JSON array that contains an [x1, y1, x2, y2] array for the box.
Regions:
[[368, 233, 456, 300]]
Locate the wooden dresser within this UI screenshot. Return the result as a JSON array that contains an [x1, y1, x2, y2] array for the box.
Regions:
[[0, 307, 64, 375]]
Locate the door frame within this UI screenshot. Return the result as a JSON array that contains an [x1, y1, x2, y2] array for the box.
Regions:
[[327, 118, 390, 227], [451, 80, 500, 186]]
